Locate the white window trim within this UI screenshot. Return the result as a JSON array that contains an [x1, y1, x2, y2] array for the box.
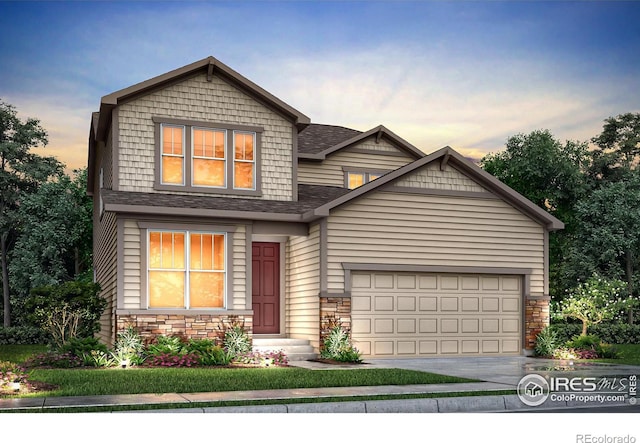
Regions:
[[146, 229, 227, 310]]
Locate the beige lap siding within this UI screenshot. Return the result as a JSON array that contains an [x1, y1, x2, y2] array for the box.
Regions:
[[94, 211, 117, 344], [117, 73, 294, 200], [298, 143, 414, 187], [286, 223, 321, 350], [326, 192, 545, 296], [121, 220, 247, 310]]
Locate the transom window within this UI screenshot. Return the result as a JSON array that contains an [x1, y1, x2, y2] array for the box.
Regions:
[[147, 230, 226, 309], [346, 171, 385, 190], [154, 117, 262, 195]]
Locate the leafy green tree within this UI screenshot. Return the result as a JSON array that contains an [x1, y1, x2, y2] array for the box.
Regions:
[[0, 100, 61, 327], [555, 275, 632, 336], [589, 112, 640, 183], [567, 175, 640, 323], [9, 168, 93, 301], [480, 130, 590, 298]]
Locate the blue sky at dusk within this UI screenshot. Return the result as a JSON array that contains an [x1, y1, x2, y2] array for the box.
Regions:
[[1, 1, 639, 171]]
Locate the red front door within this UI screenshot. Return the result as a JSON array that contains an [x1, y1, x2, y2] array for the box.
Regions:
[[252, 242, 280, 334]]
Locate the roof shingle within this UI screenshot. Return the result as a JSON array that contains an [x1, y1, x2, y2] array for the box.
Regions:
[[297, 124, 362, 155]]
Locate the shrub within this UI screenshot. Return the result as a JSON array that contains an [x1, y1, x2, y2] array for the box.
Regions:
[[566, 334, 601, 351], [0, 326, 47, 345], [144, 352, 200, 368], [186, 339, 231, 366], [534, 326, 560, 357], [22, 351, 84, 368], [111, 326, 145, 366], [60, 337, 108, 358], [24, 281, 105, 347], [146, 335, 186, 357], [221, 318, 251, 358], [320, 317, 362, 363], [549, 322, 640, 345], [82, 350, 114, 368]]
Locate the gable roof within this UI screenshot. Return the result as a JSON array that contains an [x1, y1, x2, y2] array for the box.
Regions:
[[298, 124, 363, 155], [298, 124, 425, 161], [304, 146, 565, 231], [94, 56, 311, 143]]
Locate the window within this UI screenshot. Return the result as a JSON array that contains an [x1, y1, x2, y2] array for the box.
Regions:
[[153, 117, 262, 195], [147, 230, 226, 309], [346, 171, 386, 189], [192, 128, 225, 187], [161, 125, 185, 185], [234, 131, 255, 189]]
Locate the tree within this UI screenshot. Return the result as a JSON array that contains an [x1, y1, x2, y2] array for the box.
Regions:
[[9, 168, 93, 301], [589, 112, 640, 183], [0, 100, 61, 327], [556, 275, 631, 336], [480, 129, 590, 298], [567, 175, 640, 323]]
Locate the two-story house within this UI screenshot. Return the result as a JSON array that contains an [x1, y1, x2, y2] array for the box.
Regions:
[[87, 56, 563, 359]]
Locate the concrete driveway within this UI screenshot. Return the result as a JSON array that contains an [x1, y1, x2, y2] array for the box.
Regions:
[[364, 356, 640, 387]]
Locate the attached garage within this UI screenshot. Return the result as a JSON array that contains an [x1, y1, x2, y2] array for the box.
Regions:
[[350, 271, 523, 357]]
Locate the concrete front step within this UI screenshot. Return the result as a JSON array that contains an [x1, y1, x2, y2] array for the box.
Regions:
[[253, 338, 317, 361]]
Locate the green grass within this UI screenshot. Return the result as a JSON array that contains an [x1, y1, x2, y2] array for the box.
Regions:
[[1, 344, 477, 399], [596, 343, 640, 366], [0, 344, 48, 363], [24, 366, 476, 397]]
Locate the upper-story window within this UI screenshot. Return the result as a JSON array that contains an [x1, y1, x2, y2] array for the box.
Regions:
[[153, 117, 262, 196], [345, 169, 388, 190]]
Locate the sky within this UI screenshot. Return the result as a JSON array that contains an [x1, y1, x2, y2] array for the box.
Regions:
[[1, 0, 639, 172]]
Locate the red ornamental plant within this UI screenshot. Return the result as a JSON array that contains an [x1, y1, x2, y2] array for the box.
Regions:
[[144, 353, 201, 367]]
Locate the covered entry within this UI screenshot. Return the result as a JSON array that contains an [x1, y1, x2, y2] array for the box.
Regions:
[[350, 271, 523, 357]]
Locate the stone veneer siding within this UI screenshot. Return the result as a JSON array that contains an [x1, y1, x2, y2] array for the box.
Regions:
[[525, 297, 550, 350], [319, 297, 352, 348], [116, 314, 253, 345]]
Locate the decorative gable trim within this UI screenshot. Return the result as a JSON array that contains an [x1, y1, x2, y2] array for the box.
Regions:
[[298, 125, 425, 161], [304, 146, 565, 231]]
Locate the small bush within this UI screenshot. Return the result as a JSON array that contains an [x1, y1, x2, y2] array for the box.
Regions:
[[144, 352, 200, 367], [186, 339, 231, 366], [146, 335, 186, 357], [111, 326, 145, 366], [320, 317, 362, 363], [535, 326, 559, 357], [60, 337, 108, 358], [23, 351, 84, 368], [234, 350, 289, 367], [0, 361, 27, 387], [25, 281, 105, 347], [82, 350, 114, 368], [221, 319, 251, 358], [0, 326, 47, 345], [566, 334, 601, 351]]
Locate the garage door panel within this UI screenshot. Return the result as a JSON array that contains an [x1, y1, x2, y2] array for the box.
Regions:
[[352, 272, 522, 357]]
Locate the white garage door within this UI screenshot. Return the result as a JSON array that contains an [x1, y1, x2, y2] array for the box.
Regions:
[[351, 272, 522, 357]]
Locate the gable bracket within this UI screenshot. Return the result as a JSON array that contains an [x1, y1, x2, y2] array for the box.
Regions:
[[440, 152, 450, 171], [207, 60, 215, 82], [375, 127, 383, 144]]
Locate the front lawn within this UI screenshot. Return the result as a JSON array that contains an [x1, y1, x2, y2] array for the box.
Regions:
[[596, 343, 640, 366], [1, 344, 477, 398]]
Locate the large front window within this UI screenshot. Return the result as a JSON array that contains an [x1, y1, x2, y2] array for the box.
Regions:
[[148, 230, 226, 309]]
